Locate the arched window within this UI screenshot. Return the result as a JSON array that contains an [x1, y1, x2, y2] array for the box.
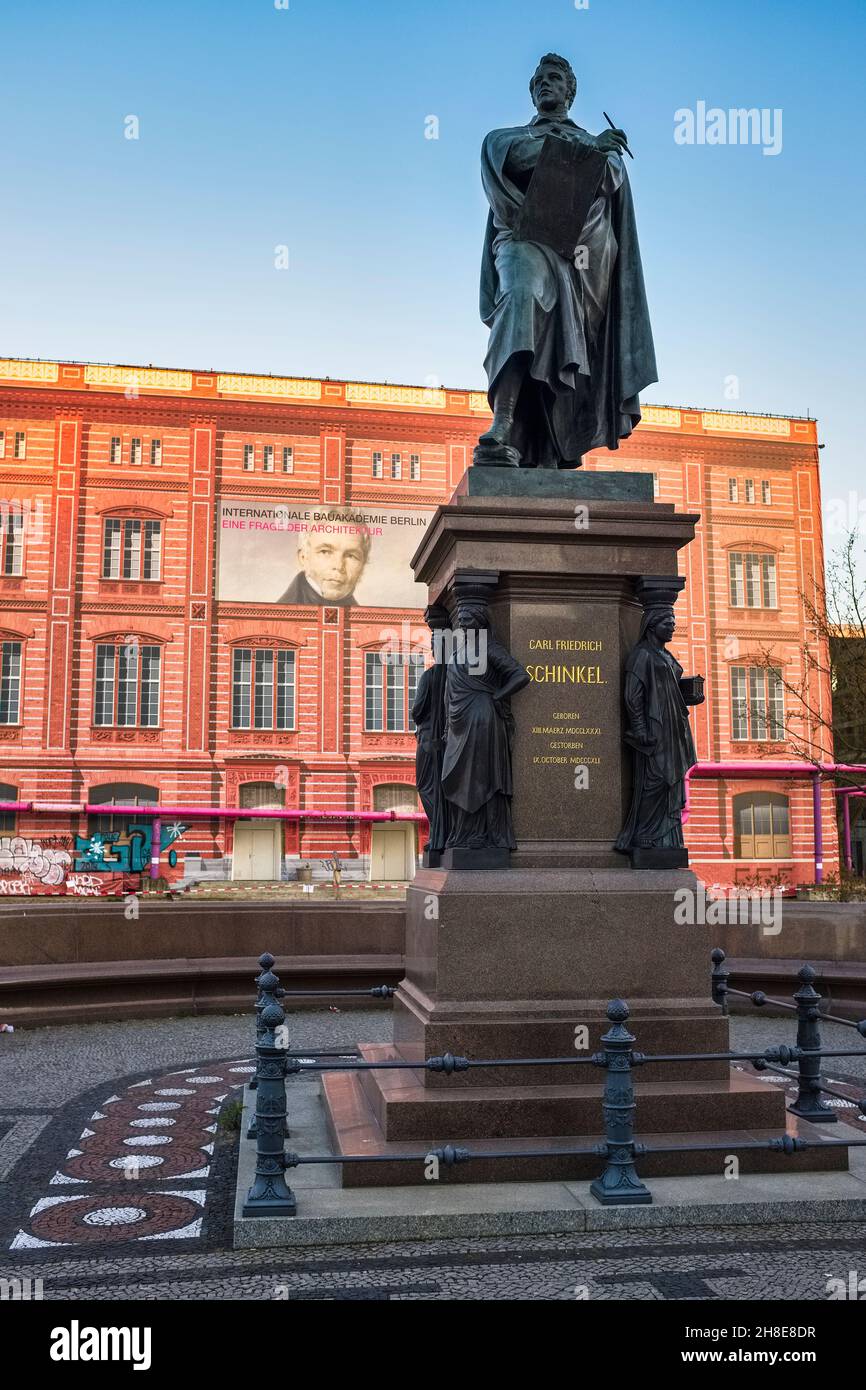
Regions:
[[238, 782, 285, 810], [733, 792, 791, 859], [373, 783, 418, 814], [0, 781, 16, 833], [88, 782, 158, 835]]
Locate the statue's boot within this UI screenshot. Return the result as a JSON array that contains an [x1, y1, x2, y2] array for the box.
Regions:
[[474, 365, 523, 467]]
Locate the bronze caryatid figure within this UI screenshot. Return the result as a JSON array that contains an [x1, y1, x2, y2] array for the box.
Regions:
[[616, 578, 705, 869], [437, 577, 531, 870], [411, 604, 451, 867], [476, 52, 657, 469]]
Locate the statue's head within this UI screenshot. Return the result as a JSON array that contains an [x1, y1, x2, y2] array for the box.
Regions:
[[424, 603, 451, 631], [530, 53, 577, 115], [641, 605, 676, 644], [455, 599, 489, 632]]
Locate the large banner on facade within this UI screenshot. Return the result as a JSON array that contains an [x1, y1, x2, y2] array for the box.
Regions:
[[217, 500, 434, 608]]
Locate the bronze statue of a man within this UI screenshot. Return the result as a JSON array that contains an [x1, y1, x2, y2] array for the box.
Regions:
[[476, 53, 657, 469]]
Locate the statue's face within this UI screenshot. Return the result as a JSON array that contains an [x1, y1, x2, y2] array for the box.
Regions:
[[456, 605, 484, 631], [654, 613, 676, 643], [531, 61, 571, 114]]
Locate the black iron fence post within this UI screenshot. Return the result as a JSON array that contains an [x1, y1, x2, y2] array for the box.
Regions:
[[249, 951, 275, 1095], [589, 999, 651, 1206], [711, 947, 730, 1015], [248, 958, 288, 1141], [242, 999, 297, 1218], [789, 965, 837, 1124]]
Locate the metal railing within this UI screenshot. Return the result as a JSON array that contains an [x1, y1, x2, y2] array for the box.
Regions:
[[241, 950, 866, 1217]]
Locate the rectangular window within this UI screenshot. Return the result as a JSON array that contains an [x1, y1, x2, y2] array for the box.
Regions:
[[728, 477, 738, 502], [232, 648, 252, 729], [93, 644, 115, 726], [2, 511, 25, 576], [276, 650, 295, 729], [117, 642, 139, 726], [254, 649, 274, 729], [731, 665, 784, 741], [731, 666, 748, 740], [748, 665, 767, 740], [150, 438, 162, 467], [365, 651, 384, 730], [767, 666, 784, 740], [231, 647, 296, 730], [14, 432, 26, 460], [143, 520, 162, 580], [139, 646, 161, 726], [385, 654, 403, 730], [102, 518, 122, 578], [745, 478, 755, 503], [282, 446, 294, 474], [0, 432, 5, 459], [122, 519, 141, 579], [0, 641, 21, 724], [263, 444, 274, 472], [391, 452, 402, 480], [102, 519, 161, 580], [729, 552, 776, 609], [410, 453, 421, 481], [110, 436, 122, 464], [372, 451, 383, 479], [651, 472, 659, 498], [761, 554, 777, 607], [94, 643, 160, 726], [408, 652, 423, 726], [761, 480, 772, 504], [365, 652, 419, 732], [729, 553, 744, 607], [130, 437, 142, 466], [243, 443, 255, 471]]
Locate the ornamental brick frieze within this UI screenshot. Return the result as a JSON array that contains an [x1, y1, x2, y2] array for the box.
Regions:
[[89, 728, 162, 744]]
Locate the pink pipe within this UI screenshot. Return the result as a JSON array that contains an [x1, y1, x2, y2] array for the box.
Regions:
[[82, 804, 427, 822], [683, 761, 866, 882], [0, 801, 427, 823]]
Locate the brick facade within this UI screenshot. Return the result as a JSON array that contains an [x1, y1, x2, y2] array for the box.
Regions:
[[0, 360, 838, 890]]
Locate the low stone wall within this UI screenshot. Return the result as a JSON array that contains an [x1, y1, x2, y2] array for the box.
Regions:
[[0, 898, 404, 1026], [0, 897, 404, 966]]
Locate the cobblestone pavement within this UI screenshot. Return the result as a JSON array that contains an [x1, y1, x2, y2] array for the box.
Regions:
[[0, 1011, 864, 1300]]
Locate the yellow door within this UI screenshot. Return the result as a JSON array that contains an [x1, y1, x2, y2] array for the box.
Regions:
[[370, 825, 415, 881], [232, 822, 280, 880]]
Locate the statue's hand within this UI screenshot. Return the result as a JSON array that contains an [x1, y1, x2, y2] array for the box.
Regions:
[[595, 128, 628, 156]]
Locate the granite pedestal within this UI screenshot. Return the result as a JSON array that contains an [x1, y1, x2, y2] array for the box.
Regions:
[[322, 472, 849, 1185]]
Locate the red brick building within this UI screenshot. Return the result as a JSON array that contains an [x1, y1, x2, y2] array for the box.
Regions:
[[0, 357, 839, 891]]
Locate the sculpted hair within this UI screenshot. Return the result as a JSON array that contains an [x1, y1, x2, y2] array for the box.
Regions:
[[530, 53, 577, 109]]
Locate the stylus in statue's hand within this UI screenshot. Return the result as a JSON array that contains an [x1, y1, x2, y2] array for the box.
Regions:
[[601, 111, 634, 159]]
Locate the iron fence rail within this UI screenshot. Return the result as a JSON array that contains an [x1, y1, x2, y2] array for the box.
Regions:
[[240, 949, 866, 1217]]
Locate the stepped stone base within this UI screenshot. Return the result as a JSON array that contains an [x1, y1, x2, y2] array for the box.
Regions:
[[321, 1063, 849, 1188], [320, 867, 851, 1188]]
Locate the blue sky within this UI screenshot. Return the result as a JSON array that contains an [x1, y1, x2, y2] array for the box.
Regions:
[[1, 0, 864, 525]]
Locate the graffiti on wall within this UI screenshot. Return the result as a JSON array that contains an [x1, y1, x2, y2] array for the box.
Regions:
[[0, 823, 187, 894], [0, 836, 72, 888], [73, 821, 187, 874]]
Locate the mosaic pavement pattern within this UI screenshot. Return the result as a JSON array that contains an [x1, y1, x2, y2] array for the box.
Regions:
[[0, 1011, 864, 1298], [4, 1059, 252, 1250]]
